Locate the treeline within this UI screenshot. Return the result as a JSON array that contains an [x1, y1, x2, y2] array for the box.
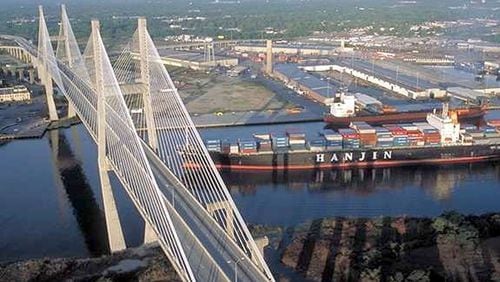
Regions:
[[0, 0, 498, 47]]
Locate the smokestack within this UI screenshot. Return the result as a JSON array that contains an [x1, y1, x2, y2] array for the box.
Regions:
[[266, 40, 273, 74]]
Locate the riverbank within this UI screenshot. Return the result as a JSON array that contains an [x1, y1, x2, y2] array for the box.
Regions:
[[270, 212, 500, 281], [0, 243, 181, 282], [4, 212, 500, 281]]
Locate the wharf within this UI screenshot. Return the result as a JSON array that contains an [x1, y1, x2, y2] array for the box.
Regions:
[[0, 116, 81, 141], [193, 109, 322, 128], [0, 121, 48, 140]]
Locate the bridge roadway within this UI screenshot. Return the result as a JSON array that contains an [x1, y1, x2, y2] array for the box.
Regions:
[[1, 34, 271, 282], [143, 142, 270, 282]]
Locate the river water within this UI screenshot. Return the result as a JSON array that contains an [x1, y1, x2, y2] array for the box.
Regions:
[[1, 115, 500, 263]]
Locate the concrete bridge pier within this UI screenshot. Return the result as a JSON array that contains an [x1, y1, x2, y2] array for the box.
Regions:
[[17, 69, 24, 81], [28, 69, 35, 84]]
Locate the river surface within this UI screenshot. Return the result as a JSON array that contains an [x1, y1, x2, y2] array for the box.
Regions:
[[1, 114, 500, 263]]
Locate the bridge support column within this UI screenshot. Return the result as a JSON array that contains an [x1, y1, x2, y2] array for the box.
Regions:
[[93, 19, 126, 253], [28, 69, 35, 84], [18, 69, 24, 81]]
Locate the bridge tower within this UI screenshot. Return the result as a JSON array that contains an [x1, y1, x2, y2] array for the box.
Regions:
[[137, 17, 159, 244], [138, 18, 159, 152], [37, 5, 59, 121], [91, 19, 127, 253], [56, 4, 77, 118]]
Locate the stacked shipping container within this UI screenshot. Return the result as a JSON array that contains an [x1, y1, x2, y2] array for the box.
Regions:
[[213, 119, 500, 155], [350, 122, 377, 148], [205, 139, 222, 152], [287, 131, 307, 150]]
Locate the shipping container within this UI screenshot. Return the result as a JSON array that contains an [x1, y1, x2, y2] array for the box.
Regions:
[[253, 133, 271, 140]]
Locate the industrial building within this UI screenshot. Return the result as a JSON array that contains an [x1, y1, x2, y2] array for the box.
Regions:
[[157, 49, 238, 70], [0, 85, 31, 102], [273, 63, 338, 104], [235, 43, 351, 56], [301, 60, 447, 99]]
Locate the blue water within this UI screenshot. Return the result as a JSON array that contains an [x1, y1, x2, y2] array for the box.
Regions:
[[0, 118, 499, 262], [224, 166, 500, 226]]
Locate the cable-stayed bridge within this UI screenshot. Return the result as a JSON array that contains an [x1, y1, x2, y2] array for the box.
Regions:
[[1, 5, 274, 282]]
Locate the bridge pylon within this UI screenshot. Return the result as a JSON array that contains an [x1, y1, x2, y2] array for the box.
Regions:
[[91, 19, 127, 253], [138, 18, 159, 152], [137, 18, 160, 244], [56, 4, 78, 118], [37, 6, 59, 121]]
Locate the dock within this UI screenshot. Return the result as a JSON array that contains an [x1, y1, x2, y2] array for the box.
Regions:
[[193, 109, 322, 128]]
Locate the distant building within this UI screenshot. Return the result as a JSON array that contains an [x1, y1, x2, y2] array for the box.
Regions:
[[157, 49, 238, 70], [235, 43, 351, 56], [0, 85, 31, 102]]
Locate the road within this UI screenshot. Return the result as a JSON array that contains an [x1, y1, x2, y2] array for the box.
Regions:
[[144, 143, 272, 282]]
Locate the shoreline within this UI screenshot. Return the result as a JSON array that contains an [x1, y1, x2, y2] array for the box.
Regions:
[[4, 211, 500, 281]]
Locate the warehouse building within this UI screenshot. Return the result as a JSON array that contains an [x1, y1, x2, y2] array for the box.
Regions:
[[273, 63, 338, 104], [301, 61, 447, 100], [0, 85, 31, 102], [235, 43, 351, 56]]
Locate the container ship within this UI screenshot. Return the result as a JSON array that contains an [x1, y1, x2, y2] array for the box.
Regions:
[[323, 92, 485, 127], [201, 109, 500, 171]]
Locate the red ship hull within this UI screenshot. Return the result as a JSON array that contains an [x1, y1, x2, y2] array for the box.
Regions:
[[324, 107, 485, 127]]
